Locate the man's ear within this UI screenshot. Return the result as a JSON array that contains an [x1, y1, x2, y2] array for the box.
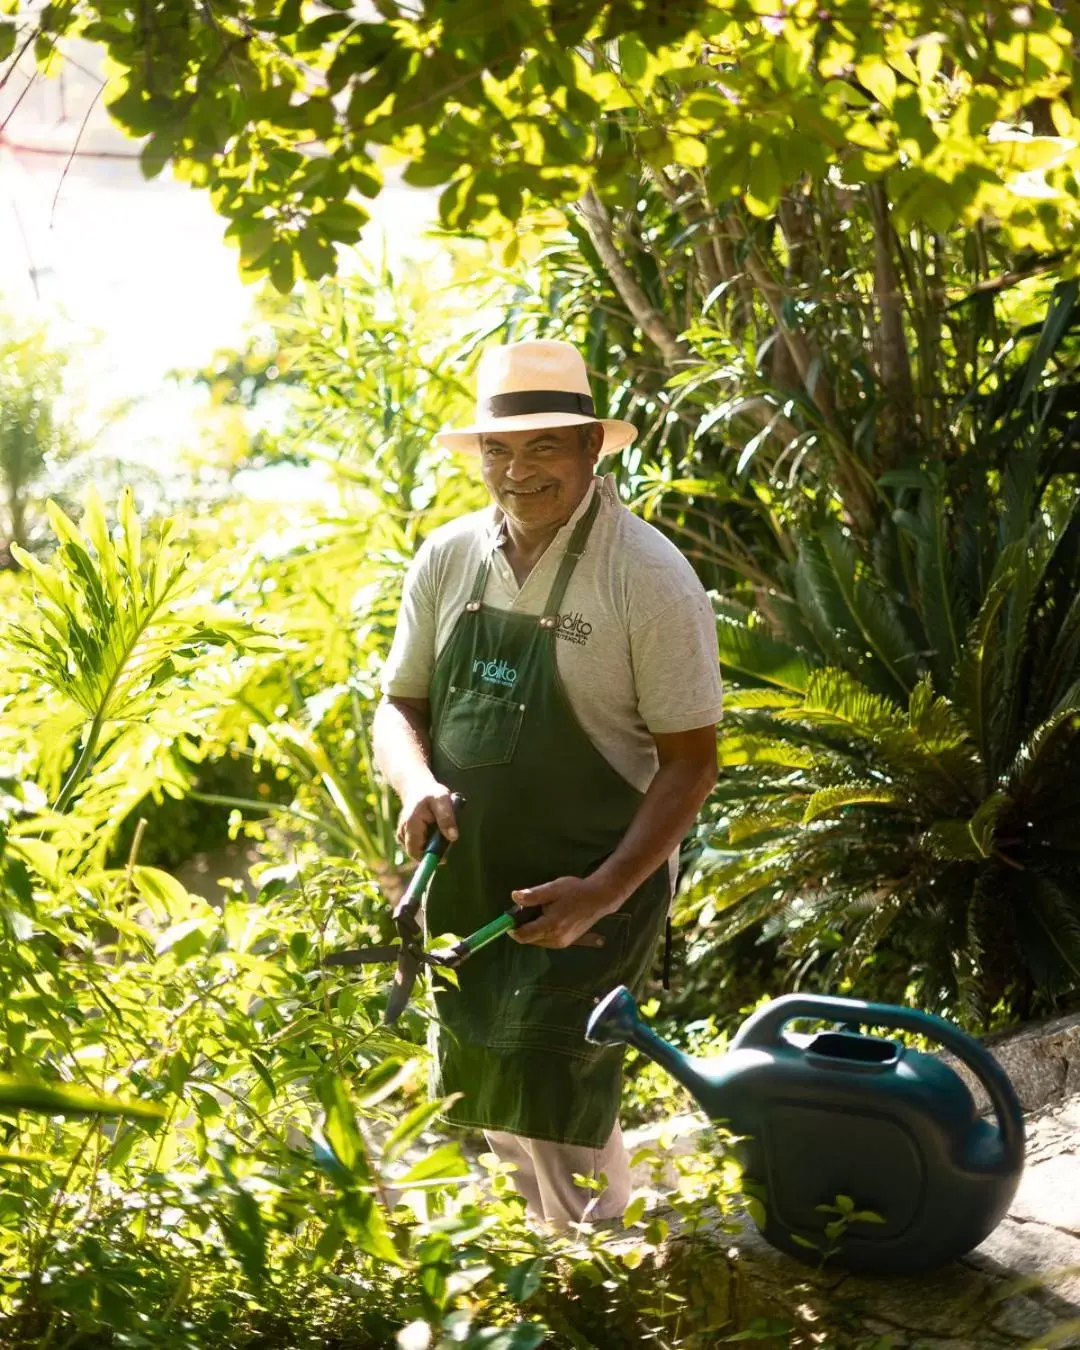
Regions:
[[587, 421, 605, 462]]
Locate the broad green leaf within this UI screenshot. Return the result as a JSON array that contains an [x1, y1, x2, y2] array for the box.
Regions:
[[0, 1074, 166, 1121], [316, 1075, 370, 1179], [354, 1057, 417, 1107], [134, 866, 195, 920], [502, 1256, 544, 1302], [854, 58, 896, 107], [382, 1096, 453, 1161], [220, 1186, 267, 1284], [340, 1190, 404, 1265], [394, 1141, 470, 1185], [618, 35, 648, 83], [154, 917, 209, 961], [623, 1194, 646, 1226]]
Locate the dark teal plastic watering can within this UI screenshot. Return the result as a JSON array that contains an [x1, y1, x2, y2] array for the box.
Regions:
[[586, 988, 1025, 1273]]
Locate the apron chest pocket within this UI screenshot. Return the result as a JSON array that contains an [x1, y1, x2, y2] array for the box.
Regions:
[[436, 685, 525, 771]]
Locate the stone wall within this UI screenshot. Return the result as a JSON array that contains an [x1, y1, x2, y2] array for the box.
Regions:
[[941, 1007, 1080, 1115]]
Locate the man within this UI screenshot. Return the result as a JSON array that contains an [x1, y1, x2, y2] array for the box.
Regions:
[[373, 338, 721, 1227]]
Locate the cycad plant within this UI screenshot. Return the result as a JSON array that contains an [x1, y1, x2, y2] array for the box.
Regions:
[[682, 284, 1080, 1026]]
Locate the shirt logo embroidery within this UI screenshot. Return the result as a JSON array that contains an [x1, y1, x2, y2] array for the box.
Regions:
[[472, 657, 518, 688], [553, 611, 593, 646]]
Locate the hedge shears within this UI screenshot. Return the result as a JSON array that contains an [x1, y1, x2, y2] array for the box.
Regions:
[[322, 795, 544, 1025]]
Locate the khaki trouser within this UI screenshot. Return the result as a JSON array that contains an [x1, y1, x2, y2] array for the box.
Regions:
[[484, 1123, 631, 1228]]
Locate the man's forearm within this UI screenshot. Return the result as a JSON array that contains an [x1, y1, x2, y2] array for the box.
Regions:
[[374, 696, 460, 854], [589, 755, 717, 913], [372, 697, 435, 800]]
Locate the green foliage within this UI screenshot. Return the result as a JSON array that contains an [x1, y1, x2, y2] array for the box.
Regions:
[[15, 0, 1080, 287], [175, 264, 490, 887], [679, 288, 1080, 1024]]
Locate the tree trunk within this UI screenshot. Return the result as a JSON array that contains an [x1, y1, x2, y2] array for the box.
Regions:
[[868, 182, 917, 470]]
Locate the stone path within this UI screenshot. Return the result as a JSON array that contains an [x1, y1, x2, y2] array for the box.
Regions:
[[720, 1095, 1080, 1348]]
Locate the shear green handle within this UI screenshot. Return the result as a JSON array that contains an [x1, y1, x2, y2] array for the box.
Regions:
[[466, 903, 541, 951], [439, 904, 542, 967], [392, 792, 465, 925]]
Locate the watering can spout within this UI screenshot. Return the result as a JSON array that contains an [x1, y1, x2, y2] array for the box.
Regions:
[[586, 986, 722, 1116]]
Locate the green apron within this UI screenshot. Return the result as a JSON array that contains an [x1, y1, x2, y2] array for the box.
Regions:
[[426, 490, 670, 1148]]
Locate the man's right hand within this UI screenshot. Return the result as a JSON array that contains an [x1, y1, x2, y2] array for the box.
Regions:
[[397, 779, 459, 859]]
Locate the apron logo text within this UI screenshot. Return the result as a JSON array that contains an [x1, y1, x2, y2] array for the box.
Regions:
[[554, 611, 593, 645], [473, 657, 518, 687]]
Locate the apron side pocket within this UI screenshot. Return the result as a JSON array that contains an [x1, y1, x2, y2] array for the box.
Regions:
[[490, 912, 634, 1056], [436, 686, 525, 771]]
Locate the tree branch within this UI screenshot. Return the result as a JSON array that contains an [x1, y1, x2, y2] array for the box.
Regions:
[[729, 216, 836, 426], [577, 185, 691, 371]]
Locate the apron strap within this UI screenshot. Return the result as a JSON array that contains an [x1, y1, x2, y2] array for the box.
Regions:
[[463, 485, 604, 618], [464, 542, 493, 610], [541, 487, 603, 619]]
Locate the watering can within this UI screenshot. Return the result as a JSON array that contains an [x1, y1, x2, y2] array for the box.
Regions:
[[586, 988, 1025, 1273]]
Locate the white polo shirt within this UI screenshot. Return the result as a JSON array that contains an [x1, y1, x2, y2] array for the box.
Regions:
[[381, 474, 723, 799]]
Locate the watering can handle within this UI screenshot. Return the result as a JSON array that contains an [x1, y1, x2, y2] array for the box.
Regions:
[[731, 994, 1024, 1166]]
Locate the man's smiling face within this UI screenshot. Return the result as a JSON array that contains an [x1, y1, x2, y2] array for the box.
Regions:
[[480, 424, 603, 535]]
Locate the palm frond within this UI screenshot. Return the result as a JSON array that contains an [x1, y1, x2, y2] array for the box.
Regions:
[[715, 611, 818, 693], [801, 782, 904, 824], [892, 484, 962, 691], [776, 668, 905, 739], [792, 534, 864, 673], [953, 545, 1023, 785], [722, 688, 802, 711], [4, 486, 278, 815], [1003, 706, 1080, 801], [1013, 874, 1080, 1001], [918, 820, 984, 862], [838, 890, 907, 982], [717, 733, 815, 770], [815, 521, 923, 700], [1026, 501, 1080, 721]]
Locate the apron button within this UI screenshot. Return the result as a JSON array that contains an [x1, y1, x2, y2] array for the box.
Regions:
[[466, 601, 481, 612], [519, 704, 525, 711]]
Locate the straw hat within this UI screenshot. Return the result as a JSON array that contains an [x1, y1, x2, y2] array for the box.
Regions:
[[434, 339, 637, 456]]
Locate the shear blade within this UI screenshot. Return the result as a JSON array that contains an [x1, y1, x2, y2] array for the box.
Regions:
[[383, 951, 422, 1026]]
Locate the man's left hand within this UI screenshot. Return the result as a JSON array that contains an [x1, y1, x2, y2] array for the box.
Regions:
[[509, 877, 620, 950]]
